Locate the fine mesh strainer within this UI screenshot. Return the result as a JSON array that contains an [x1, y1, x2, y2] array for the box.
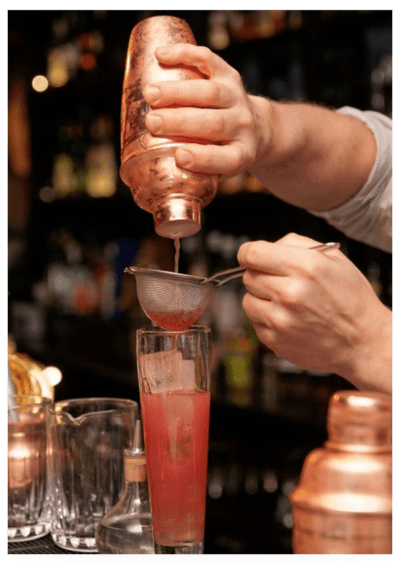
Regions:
[[123, 265, 244, 331], [124, 242, 340, 331]]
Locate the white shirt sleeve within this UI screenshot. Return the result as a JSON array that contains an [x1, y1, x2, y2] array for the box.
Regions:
[[307, 106, 392, 253]]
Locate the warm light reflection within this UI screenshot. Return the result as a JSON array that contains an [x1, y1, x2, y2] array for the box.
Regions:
[[263, 470, 278, 493], [8, 442, 32, 489], [52, 153, 77, 195], [86, 144, 117, 197], [42, 366, 62, 387], [80, 52, 97, 71], [48, 49, 68, 87], [348, 395, 375, 408], [32, 75, 49, 92], [208, 13, 230, 50], [10, 445, 31, 460]]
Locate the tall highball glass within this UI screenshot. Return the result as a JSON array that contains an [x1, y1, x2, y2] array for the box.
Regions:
[[136, 325, 211, 554]]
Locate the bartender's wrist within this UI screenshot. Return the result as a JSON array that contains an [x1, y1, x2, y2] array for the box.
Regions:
[[248, 96, 308, 173], [342, 306, 392, 395], [247, 95, 276, 168]]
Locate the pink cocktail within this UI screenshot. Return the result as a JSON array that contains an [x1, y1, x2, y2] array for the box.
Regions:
[[136, 326, 211, 554], [146, 310, 204, 331]]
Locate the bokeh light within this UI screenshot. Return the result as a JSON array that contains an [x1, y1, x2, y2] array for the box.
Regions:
[[32, 75, 49, 92]]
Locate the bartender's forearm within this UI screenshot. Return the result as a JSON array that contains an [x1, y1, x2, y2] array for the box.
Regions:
[[248, 96, 377, 212], [144, 45, 377, 213]]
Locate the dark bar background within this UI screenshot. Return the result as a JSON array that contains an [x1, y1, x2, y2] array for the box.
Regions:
[[8, 10, 392, 554]]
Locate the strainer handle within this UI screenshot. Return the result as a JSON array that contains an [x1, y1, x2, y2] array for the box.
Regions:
[[202, 265, 245, 285], [205, 242, 341, 287], [215, 270, 246, 287]]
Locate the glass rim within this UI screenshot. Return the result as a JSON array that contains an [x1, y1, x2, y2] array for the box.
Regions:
[[53, 397, 138, 410], [137, 325, 211, 337], [8, 395, 52, 411], [9, 393, 50, 400]]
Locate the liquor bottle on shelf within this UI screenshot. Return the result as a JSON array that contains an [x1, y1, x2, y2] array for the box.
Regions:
[[208, 232, 257, 407], [96, 420, 154, 554], [86, 115, 117, 198], [93, 242, 118, 321], [275, 358, 310, 420], [51, 120, 77, 198], [260, 349, 279, 413]]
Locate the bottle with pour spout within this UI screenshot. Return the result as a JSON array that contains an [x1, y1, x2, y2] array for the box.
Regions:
[[96, 420, 155, 554], [290, 390, 392, 554], [120, 15, 219, 239]]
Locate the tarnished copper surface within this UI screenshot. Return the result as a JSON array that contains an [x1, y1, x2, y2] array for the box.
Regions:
[[120, 16, 219, 238], [290, 390, 392, 554]]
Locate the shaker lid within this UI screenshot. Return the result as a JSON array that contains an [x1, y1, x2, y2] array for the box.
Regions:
[[327, 390, 392, 450], [328, 390, 391, 422]]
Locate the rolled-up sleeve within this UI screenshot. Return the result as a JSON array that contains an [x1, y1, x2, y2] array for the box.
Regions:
[[308, 106, 392, 253]]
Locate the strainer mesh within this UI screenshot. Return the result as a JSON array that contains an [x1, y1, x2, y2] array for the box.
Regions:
[[135, 272, 216, 331]]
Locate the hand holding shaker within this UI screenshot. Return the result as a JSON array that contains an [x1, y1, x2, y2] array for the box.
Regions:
[[290, 390, 392, 554], [120, 16, 219, 239]]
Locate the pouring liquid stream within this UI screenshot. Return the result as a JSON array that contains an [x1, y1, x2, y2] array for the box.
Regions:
[[143, 238, 185, 331], [171, 237, 181, 349], [174, 237, 180, 273]]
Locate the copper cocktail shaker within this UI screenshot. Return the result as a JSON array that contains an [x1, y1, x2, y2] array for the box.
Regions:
[[120, 16, 219, 239], [290, 390, 392, 553]]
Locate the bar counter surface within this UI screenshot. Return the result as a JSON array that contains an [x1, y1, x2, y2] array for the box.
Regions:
[[8, 535, 80, 554]]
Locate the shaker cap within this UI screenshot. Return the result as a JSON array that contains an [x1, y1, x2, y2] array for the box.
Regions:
[[328, 390, 392, 422], [326, 390, 392, 450]]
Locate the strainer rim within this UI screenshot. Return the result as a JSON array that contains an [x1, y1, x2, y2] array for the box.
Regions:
[[123, 266, 220, 287]]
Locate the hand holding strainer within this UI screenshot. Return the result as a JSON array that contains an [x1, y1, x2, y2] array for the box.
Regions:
[[124, 242, 340, 331]]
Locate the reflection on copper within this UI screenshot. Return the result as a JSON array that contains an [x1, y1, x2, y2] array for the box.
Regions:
[[120, 15, 219, 239], [290, 390, 392, 554]]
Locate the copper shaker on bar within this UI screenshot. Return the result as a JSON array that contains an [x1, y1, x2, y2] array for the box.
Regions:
[[120, 16, 219, 239], [290, 390, 392, 554]]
